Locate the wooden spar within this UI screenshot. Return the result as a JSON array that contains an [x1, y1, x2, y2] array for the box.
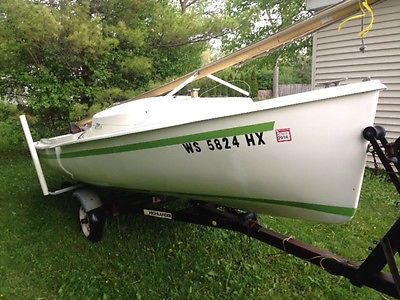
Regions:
[[75, 0, 382, 127], [134, 0, 381, 99]]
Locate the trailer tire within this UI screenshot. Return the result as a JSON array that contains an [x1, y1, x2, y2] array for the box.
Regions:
[[79, 206, 105, 242]]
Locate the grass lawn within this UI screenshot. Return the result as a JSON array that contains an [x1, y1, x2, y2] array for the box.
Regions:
[[1, 152, 399, 299]]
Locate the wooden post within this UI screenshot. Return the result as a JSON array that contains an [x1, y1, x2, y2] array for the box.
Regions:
[[273, 65, 279, 98]]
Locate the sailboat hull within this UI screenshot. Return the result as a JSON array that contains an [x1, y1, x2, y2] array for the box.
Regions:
[[37, 81, 383, 223]]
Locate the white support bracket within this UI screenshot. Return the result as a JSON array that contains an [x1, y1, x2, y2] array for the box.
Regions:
[[20, 115, 49, 196], [49, 184, 84, 196], [166, 72, 199, 97], [19, 115, 81, 196], [206, 74, 250, 96]]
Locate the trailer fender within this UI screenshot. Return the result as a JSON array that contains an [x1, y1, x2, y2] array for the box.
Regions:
[[72, 188, 103, 212]]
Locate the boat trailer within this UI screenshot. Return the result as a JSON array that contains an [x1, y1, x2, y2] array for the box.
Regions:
[[22, 120, 400, 298], [66, 126, 400, 298]]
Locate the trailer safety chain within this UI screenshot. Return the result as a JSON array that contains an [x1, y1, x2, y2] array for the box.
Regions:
[[369, 146, 379, 170]]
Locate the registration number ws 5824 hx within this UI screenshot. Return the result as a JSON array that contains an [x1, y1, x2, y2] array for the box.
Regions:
[[181, 132, 266, 154]]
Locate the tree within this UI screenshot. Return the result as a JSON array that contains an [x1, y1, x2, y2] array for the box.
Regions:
[[221, 0, 312, 87], [178, 0, 199, 13], [0, 0, 235, 134]]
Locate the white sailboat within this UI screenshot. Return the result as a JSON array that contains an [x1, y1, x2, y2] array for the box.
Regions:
[[20, 0, 385, 227], [26, 77, 384, 223]]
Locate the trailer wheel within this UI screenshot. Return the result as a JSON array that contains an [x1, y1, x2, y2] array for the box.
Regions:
[[79, 206, 105, 242]]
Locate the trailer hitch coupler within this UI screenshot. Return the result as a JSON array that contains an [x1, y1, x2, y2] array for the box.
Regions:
[[363, 126, 386, 141]]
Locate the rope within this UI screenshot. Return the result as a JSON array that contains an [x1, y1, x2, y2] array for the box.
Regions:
[[338, 0, 375, 38], [282, 236, 294, 252], [307, 255, 344, 269]]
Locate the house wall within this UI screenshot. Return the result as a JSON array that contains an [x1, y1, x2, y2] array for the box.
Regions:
[[312, 0, 400, 166]]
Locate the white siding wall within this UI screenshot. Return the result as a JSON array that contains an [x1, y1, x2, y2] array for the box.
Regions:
[[312, 0, 400, 167]]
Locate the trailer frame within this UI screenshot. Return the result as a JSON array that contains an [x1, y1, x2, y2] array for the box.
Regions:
[[103, 125, 400, 299]]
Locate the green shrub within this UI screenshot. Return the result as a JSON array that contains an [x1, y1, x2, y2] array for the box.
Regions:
[[0, 101, 25, 152]]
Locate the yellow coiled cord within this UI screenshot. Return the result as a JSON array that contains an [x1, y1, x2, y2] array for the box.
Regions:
[[338, 0, 375, 38]]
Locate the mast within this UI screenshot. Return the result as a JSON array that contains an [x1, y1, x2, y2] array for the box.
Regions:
[[135, 0, 381, 99]]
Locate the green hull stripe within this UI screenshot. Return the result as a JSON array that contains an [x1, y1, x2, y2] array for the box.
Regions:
[[40, 121, 275, 159], [164, 191, 356, 217]]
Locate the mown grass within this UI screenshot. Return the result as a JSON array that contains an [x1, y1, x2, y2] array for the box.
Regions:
[[1, 152, 399, 299]]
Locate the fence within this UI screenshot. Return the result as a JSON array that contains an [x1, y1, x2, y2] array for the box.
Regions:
[[258, 84, 312, 100]]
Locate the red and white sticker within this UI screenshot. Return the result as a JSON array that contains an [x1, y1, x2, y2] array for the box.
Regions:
[[276, 128, 292, 143]]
